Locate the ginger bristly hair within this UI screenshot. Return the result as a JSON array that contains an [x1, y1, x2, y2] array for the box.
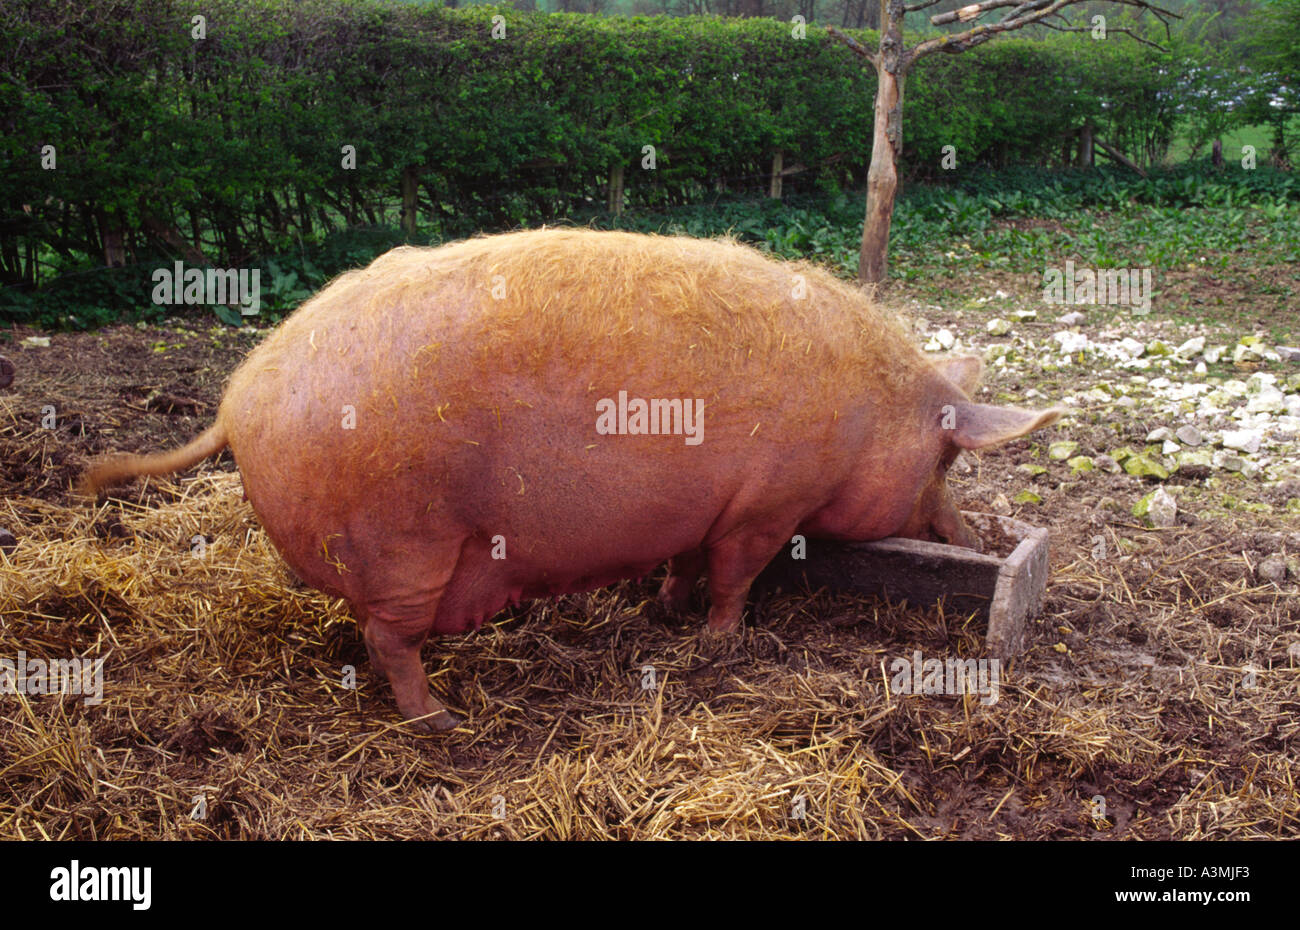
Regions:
[[226, 228, 927, 430]]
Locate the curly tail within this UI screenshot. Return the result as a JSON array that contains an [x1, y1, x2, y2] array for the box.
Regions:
[[78, 423, 229, 497]]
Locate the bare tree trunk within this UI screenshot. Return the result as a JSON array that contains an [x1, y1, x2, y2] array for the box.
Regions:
[[608, 163, 625, 216], [100, 212, 126, 267], [833, 0, 1176, 287], [858, 0, 906, 286], [1211, 138, 1223, 168], [401, 166, 420, 237], [142, 210, 208, 266], [297, 188, 313, 238], [770, 151, 784, 199]]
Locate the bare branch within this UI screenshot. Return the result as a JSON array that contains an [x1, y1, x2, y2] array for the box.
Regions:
[[1094, 137, 1148, 177], [930, 0, 1035, 25], [903, 0, 946, 11], [999, 3, 1038, 24], [826, 26, 879, 69], [1040, 20, 1167, 50], [911, 0, 1179, 63]]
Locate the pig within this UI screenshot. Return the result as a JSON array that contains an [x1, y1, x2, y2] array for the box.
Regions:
[[81, 229, 1062, 730]]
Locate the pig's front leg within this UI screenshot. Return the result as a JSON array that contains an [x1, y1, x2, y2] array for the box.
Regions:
[[702, 527, 796, 633]]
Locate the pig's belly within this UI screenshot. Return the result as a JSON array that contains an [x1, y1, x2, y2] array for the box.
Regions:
[[423, 430, 747, 632], [433, 558, 663, 634], [431, 517, 710, 634]]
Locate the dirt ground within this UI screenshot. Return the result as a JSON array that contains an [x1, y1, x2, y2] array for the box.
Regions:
[[0, 279, 1297, 839]]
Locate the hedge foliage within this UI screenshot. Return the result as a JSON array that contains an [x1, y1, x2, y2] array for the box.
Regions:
[[0, 0, 1180, 302]]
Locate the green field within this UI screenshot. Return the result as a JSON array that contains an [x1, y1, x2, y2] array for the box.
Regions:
[[1165, 123, 1288, 164]]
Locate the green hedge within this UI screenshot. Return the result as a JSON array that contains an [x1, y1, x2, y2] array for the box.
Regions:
[[0, 0, 1180, 309]]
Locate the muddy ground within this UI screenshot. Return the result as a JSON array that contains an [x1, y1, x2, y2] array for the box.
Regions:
[[0, 274, 1296, 839]]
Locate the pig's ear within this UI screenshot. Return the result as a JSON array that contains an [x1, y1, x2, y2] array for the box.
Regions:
[[933, 355, 983, 395], [948, 403, 1064, 450]]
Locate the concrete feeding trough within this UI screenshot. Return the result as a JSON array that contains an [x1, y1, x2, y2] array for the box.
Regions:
[[757, 511, 1050, 658]]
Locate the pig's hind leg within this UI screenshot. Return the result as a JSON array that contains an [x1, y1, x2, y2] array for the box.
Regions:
[[361, 616, 462, 731], [355, 547, 465, 732]]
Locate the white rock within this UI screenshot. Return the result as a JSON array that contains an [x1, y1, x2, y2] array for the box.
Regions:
[[1147, 488, 1178, 527], [1213, 450, 1246, 471], [1234, 343, 1263, 364], [1195, 361, 1208, 374], [987, 318, 1012, 336], [1146, 427, 1176, 442], [1013, 309, 1037, 321], [1119, 338, 1145, 358], [1246, 386, 1286, 414], [924, 328, 956, 352], [1174, 336, 1205, 359], [1175, 425, 1202, 446], [1203, 346, 1225, 364], [1054, 331, 1089, 354], [1162, 440, 1180, 455], [1058, 311, 1086, 326], [1221, 429, 1262, 454], [1277, 346, 1300, 362], [22, 336, 50, 348]]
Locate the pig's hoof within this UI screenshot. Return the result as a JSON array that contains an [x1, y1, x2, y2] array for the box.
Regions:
[[428, 709, 464, 731], [406, 708, 464, 733], [644, 595, 685, 626], [656, 584, 693, 612], [705, 616, 742, 634], [653, 593, 680, 614], [699, 628, 741, 655]]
